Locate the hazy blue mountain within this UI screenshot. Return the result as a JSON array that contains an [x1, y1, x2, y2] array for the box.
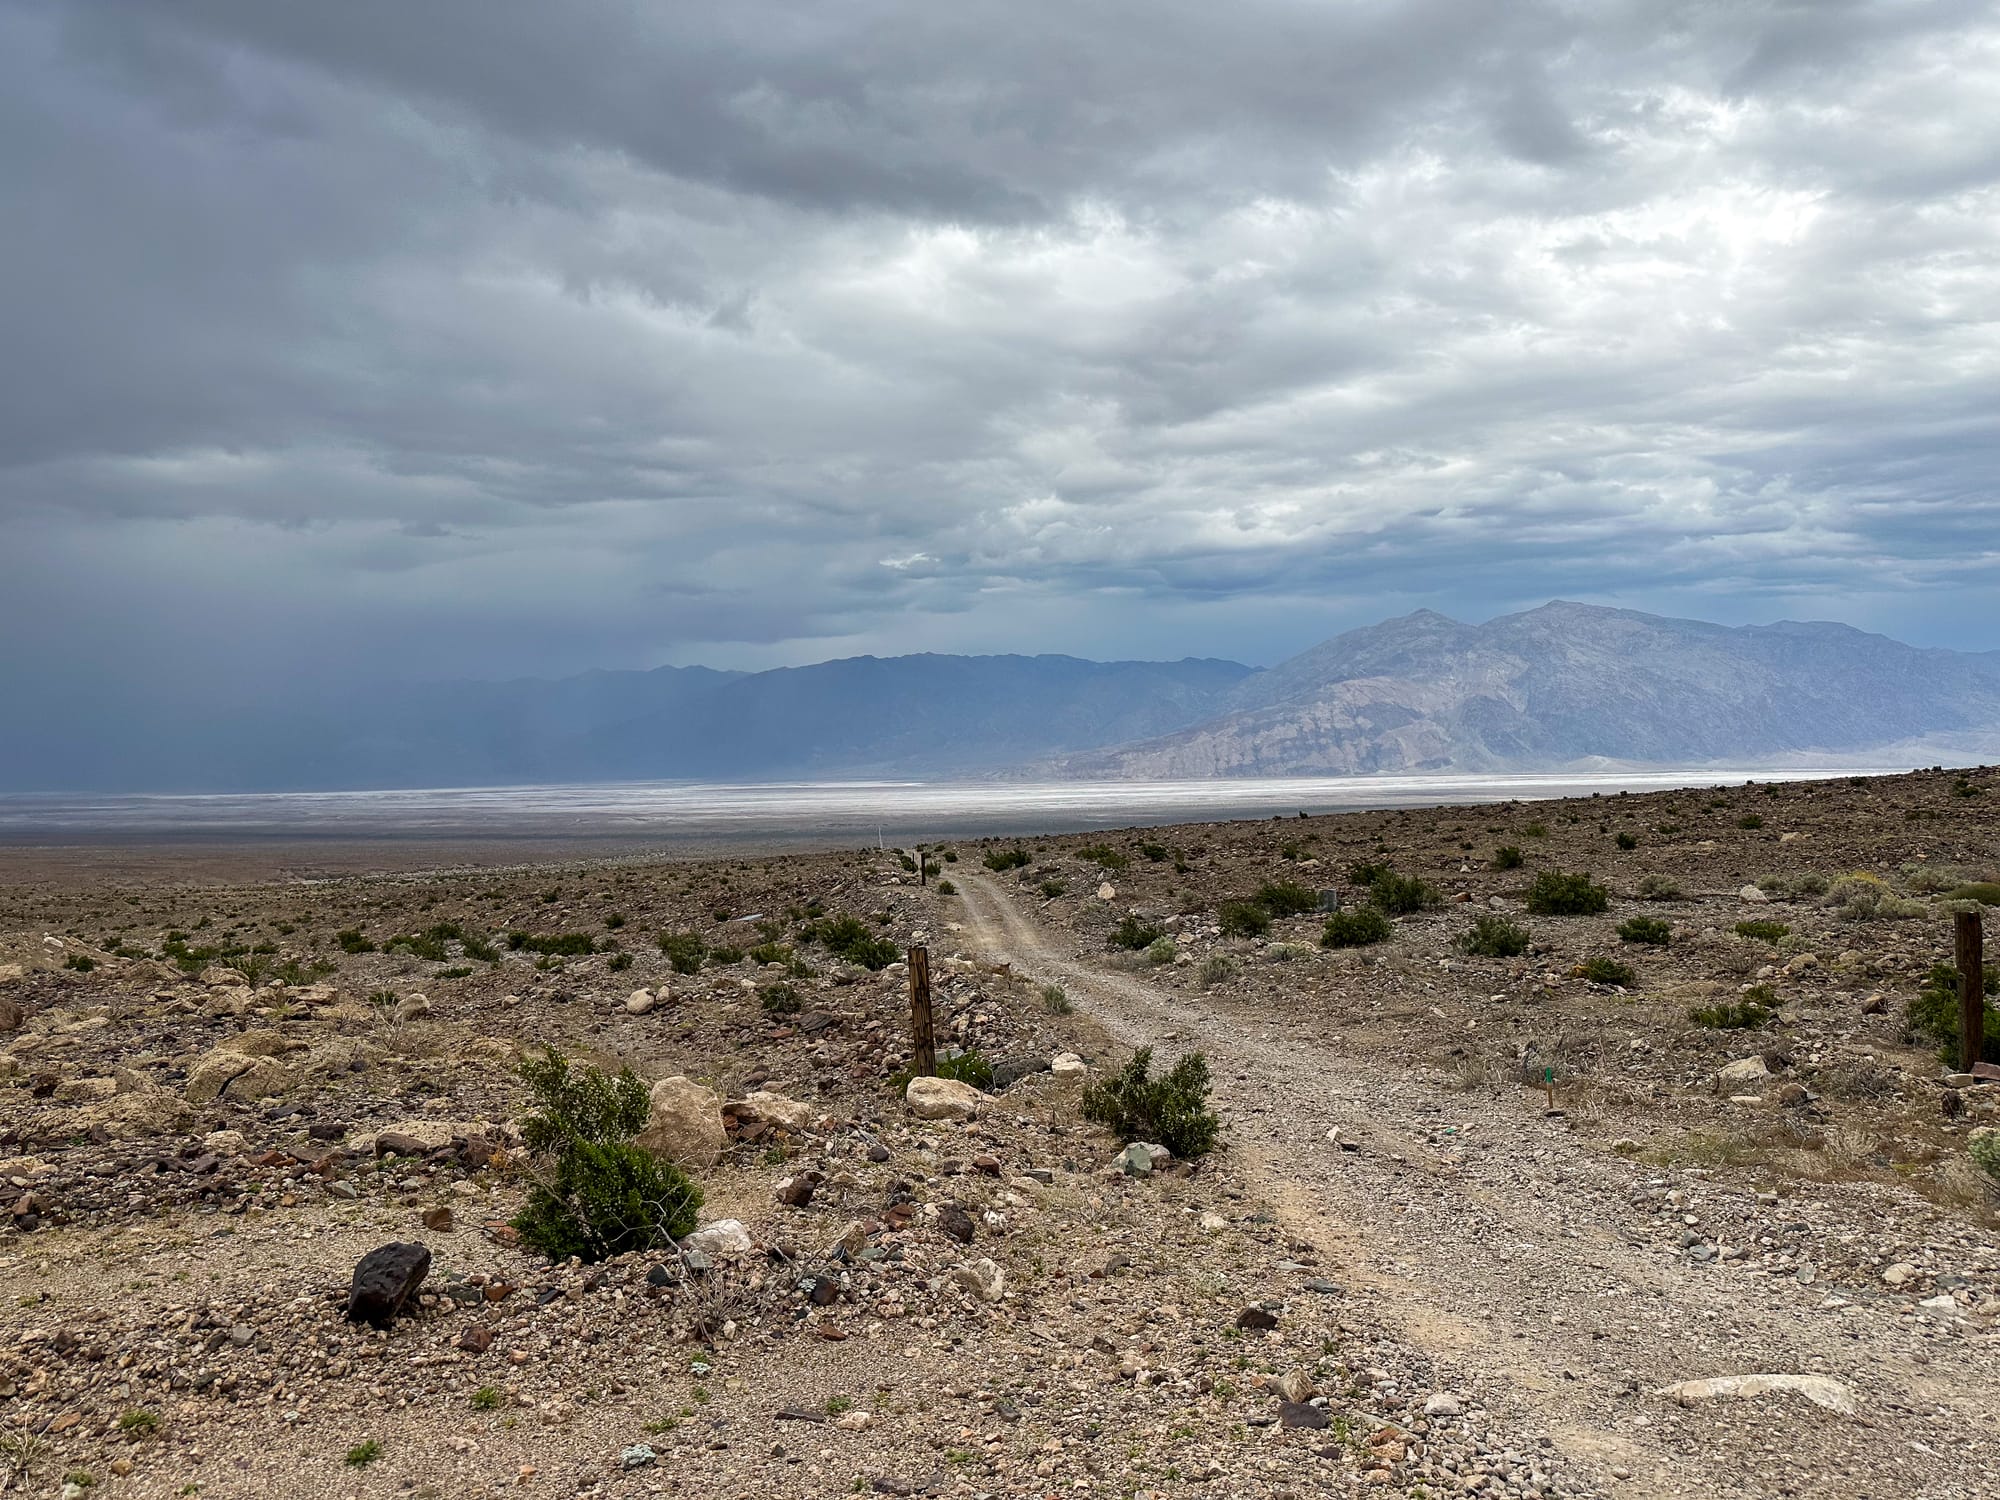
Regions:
[[1065, 602, 2000, 777], [0, 655, 1249, 791]]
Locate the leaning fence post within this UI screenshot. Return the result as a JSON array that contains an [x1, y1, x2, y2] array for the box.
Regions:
[[1956, 909, 1985, 1071], [908, 945, 935, 1078]]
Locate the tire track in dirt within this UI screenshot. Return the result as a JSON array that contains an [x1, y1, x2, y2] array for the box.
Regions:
[[953, 872, 2000, 1500]]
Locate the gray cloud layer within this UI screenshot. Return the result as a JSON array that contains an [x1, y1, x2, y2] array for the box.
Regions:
[[3, 0, 1998, 700]]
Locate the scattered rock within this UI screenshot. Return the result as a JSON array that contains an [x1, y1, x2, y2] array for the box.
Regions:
[[346, 1242, 432, 1330], [1658, 1374, 1860, 1417], [636, 1076, 727, 1168], [905, 1075, 986, 1121], [1277, 1400, 1328, 1429], [953, 1257, 1005, 1302]]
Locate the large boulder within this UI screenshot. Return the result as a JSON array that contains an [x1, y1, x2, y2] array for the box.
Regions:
[[184, 1048, 290, 1105], [347, 1242, 431, 1329], [636, 1076, 726, 1168], [906, 1075, 987, 1121], [740, 1090, 813, 1131]]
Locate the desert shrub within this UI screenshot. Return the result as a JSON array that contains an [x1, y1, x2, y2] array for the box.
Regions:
[[273, 957, 338, 986], [1689, 1000, 1772, 1029], [605, 952, 633, 972], [1907, 962, 2000, 1066], [386, 930, 449, 962], [1578, 956, 1635, 985], [1268, 942, 1315, 962], [1111, 915, 1166, 950], [509, 931, 596, 957], [1143, 937, 1177, 965], [935, 879, 957, 896], [656, 932, 707, 974], [1904, 864, 1963, 895], [1218, 902, 1271, 939], [1525, 870, 1609, 916], [1735, 919, 1789, 943], [63, 954, 94, 972], [1321, 907, 1392, 948], [803, 915, 899, 970], [1492, 846, 1524, 870], [336, 929, 376, 954], [1363, 870, 1440, 915], [1617, 916, 1672, 946], [1038, 878, 1068, 898], [1196, 954, 1237, 988], [1971, 1129, 2000, 1186], [1082, 1047, 1220, 1159], [1947, 882, 2000, 906], [1079, 844, 1131, 872], [747, 940, 793, 967], [1459, 914, 1528, 958], [1522, 821, 1549, 838], [1138, 842, 1169, 862], [1737, 813, 1764, 830], [461, 931, 500, 963], [1635, 874, 1683, 901], [709, 944, 745, 966], [759, 982, 801, 1014], [1041, 984, 1073, 1015], [1614, 832, 1638, 850], [1825, 874, 1923, 921], [983, 848, 1031, 871], [511, 1049, 701, 1263], [897, 853, 917, 873], [1252, 880, 1320, 917]]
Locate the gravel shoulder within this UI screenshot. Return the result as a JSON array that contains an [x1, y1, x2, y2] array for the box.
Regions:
[[954, 870, 2000, 1500]]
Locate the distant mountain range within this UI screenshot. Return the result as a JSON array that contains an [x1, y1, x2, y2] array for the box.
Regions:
[[5, 602, 1999, 791]]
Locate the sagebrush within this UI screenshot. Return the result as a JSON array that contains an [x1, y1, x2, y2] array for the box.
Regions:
[[1082, 1047, 1221, 1159]]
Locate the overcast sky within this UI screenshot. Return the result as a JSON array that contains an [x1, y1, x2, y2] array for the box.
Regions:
[[4, 0, 1998, 702]]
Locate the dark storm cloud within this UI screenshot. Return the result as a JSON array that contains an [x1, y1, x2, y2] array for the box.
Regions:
[[1, 0, 1997, 699]]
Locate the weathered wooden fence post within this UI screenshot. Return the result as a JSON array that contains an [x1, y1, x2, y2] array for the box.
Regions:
[[1956, 909, 1985, 1071], [908, 945, 935, 1078]]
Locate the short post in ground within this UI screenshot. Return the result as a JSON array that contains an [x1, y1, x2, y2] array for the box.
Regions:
[[908, 945, 935, 1077], [1956, 909, 1986, 1071]]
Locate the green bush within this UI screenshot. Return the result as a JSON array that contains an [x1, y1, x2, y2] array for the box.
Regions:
[[1525, 870, 1609, 916], [1458, 914, 1528, 958], [1614, 832, 1638, 851], [1143, 936, 1177, 965], [1492, 846, 1524, 870], [804, 915, 899, 970], [1218, 902, 1271, 939], [1946, 882, 2000, 906], [1320, 907, 1391, 948], [1081, 1047, 1220, 1159], [511, 1049, 701, 1263], [1359, 868, 1440, 915], [63, 954, 94, 972], [892, 1048, 995, 1093], [657, 932, 707, 974], [759, 982, 801, 1014], [1971, 1129, 2000, 1185], [1041, 984, 1073, 1015], [1617, 916, 1672, 946], [509, 931, 596, 957], [1636, 874, 1683, 901], [1111, 915, 1166, 950], [1579, 956, 1635, 985], [1734, 919, 1789, 943], [1522, 821, 1548, 838], [1737, 813, 1764, 830], [1079, 844, 1130, 872], [336, 929, 376, 954], [1039, 878, 1068, 898], [1138, 842, 1169, 862], [1252, 880, 1320, 917], [1907, 962, 2000, 1066], [1689, 1000, 1772, 1029], [983, 848, 1031, 871]]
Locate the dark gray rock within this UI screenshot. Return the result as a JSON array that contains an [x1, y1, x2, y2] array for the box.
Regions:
[[346, 1241, 431, 1329]]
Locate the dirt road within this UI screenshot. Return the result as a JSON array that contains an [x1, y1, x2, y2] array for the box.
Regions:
[[954, 872, 2000, 1500]]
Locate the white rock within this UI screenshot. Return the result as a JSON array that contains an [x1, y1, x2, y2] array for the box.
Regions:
[[953, 1257, 1006, 1302], [1738, 885, 1770, 903], [1423, 1393, 1463, 1418], [1050, 1053, 1087, 1079], [741, 1089, 813, 1130], [1881, 1262, 1917, 1286], [834, 1409, 873, 1431], [393, 993, 430, 1023], [905, 1075, 986, 1121], [683, 1218, 754, 1259], [1657, 1374, 1859, 1416], [1716, 1056, 1771, 1084], [1097, 883, 1117, 901], [625, 989, 656, 1015], [635, 1075, 726, 1168]]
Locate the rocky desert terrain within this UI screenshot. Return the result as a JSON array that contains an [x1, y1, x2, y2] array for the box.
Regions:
[[1, 766, 1997, 1499]]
